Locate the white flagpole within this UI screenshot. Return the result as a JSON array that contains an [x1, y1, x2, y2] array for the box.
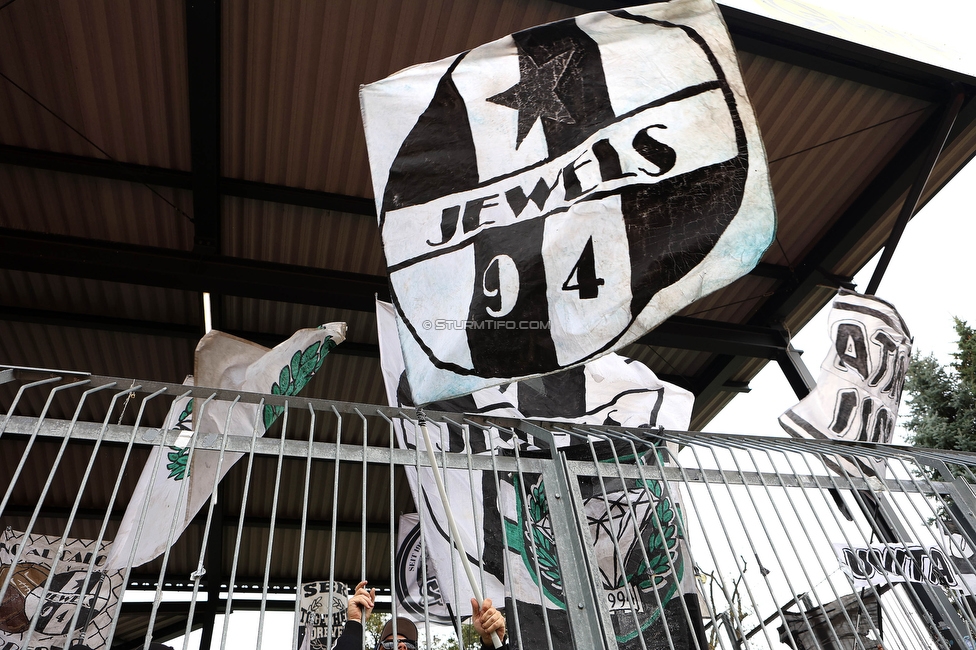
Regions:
[[417, 408, 503, 649]]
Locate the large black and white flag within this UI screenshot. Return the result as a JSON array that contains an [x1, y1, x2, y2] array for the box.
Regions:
[[361, 0, 775, 404], [778, 290, 912, 477], [378, 301, 700, 650]]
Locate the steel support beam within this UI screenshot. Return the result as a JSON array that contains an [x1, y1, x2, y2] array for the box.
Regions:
[[776, 343, 817, 399], [0, 305, 380, 356], [692, 89, 976, 424], [640, 316, 790, 359], [0, 144, 377, 216], [186, 0, 221, 255], [866, 86, 965, 295], [0, 227, 390, 311]]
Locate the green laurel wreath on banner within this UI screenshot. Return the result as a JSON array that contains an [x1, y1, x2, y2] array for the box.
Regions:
[[165, 399, 194, 480], [634, 479, 680, 590], [166, 447, 189, 480], [510, 469, 684, 640], [263, 336, 337, 430], [528, 481, 563, 592]]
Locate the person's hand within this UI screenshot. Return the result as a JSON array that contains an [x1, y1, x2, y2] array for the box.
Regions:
[[347, 581, 376, 624], [470, 598, 505, 646]]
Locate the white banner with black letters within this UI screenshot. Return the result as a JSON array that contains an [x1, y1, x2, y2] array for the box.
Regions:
[[297, 580, 348, 650], [778, 290, 912, 477], [834, 541, 976, 595], [361, 0, 775, 404]]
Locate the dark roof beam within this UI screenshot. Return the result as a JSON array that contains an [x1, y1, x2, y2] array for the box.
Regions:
[[638, 316, 789, 359], [0, 305, 380, 357], [865, 86, 966, 295], [186, 0, 221, 255], [0, 227, 390, 312], [690, 89, 976, 422]]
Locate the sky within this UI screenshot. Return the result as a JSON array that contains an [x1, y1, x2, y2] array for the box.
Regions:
[[704, 0, 976, 442]]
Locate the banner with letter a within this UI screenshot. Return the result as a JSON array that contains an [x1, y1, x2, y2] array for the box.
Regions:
[[361, 0, 776, 404], [778, 290, 911, 477]]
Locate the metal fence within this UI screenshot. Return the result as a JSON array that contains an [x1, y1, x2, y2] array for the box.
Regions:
[[3, 366, 976, 650]]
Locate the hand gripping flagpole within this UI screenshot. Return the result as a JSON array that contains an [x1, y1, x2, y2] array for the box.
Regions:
[[416, 408, 503, 649]]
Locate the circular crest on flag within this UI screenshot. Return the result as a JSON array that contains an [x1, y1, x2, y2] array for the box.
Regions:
[[394, 519, 455, 625], [376, 9, 753, 382], [24, 570, 112, 637]]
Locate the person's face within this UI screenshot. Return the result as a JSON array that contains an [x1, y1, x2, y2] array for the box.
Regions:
[[381, 635, 416, 650]]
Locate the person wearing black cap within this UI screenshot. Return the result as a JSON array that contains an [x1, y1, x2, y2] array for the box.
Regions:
[[376, 616, 419, 650]]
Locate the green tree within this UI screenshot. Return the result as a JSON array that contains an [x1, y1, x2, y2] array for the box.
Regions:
[[903, 318, 976, 459]]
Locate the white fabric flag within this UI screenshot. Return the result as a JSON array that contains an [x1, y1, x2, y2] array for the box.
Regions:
[[394, 513, 455, 625], [106, 323, 347, 569], [0, 528, 124, 650], [778, 290, 911, 478], [378, 300, 698, 649], [361, 0, 775, 404]]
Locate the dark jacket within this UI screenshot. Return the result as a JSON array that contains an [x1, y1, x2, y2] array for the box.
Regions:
[[333, 620, 366, 650]]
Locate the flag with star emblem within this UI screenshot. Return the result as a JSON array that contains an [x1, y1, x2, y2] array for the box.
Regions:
[[778, 290, 911, 478], [377, 300, 702, 650], [361, 0, 775, 404]]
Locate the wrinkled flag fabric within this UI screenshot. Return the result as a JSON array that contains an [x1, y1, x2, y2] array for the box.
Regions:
[[106, 323, 346, 569], [361, 0, 775, 404], [778, 290, 911, 478], [378, 300, 699, 649]]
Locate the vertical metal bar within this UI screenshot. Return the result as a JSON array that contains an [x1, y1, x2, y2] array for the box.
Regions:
[[726, 441, 859, 650], [750, 443, 883, 648], [602, 427, 712, 650], [666, 440, 784, 650], [0, 378, 90, 515], [817, 452, 958, 648], [103, 386, 170, 649], [145, 391, 218, 650], [557, 427, 652, 650], [507, 424, 557, 650], [478, 420, 525, 649], [436, 421, 465, 648], [784, 446, 916, 649], [628, 432, 734, 650], [219, 398, 265, 650], [256, 402, 290, 649], [293, 404, 317, 650], [326, 406, 342, 650], [355, 408, 368, 583], [583, 426, 708, 650], [413, 422, 434, 650], [184, 396, 241, 648]]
